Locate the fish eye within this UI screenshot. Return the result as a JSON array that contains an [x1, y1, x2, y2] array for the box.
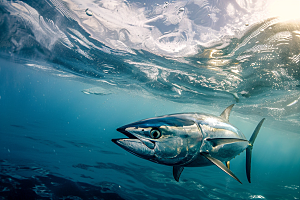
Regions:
[[150, 128, 161, 139]]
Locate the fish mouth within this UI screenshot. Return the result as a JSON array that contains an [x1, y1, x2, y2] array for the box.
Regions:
[[115, 127, 138, 139], [111, 126, 139, 148], [112, 126, 155, 158]]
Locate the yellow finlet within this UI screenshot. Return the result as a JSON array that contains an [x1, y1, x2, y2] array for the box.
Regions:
[[226, 161, 230, 169]]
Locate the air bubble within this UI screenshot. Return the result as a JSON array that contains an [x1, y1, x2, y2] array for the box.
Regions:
[[85, 8, 93, 16]]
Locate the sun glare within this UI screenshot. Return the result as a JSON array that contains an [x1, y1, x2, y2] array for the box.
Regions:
[[269, 0, 300, 21]]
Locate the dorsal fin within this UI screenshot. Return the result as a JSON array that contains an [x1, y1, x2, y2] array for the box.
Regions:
[[220, 104, 234, 122]]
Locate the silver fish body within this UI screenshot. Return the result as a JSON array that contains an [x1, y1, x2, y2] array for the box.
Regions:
[[112, 105, 265, 184]]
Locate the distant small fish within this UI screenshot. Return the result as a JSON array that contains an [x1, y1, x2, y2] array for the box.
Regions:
[[287, 98, 299, 107], [113, 104, 265, 184], [82, 87, 112, 95], [287, 100, 298, 107], [11, 124, 26, 129]]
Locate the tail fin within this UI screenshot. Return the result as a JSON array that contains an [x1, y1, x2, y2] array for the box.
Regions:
[[246, 118, 265, 183]]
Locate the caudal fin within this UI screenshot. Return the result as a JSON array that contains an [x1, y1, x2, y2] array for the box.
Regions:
[[246, 118, 265, 183]]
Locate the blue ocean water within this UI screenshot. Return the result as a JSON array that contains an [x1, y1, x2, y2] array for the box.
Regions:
[[0, 0, 300, 199]]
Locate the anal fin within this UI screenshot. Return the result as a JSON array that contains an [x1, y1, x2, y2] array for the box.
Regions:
[[201, 153, 242, 184], [173, 166, 184, 182]]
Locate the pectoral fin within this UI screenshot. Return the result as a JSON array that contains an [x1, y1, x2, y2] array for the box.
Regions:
[[201, 153, 242, 184], [206, 138, 248, 147], [173, 166, 184, 182]]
